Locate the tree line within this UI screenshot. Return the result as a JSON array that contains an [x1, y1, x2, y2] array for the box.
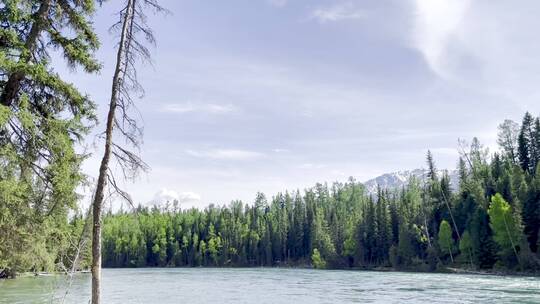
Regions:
[[98, 113, 540, 272]]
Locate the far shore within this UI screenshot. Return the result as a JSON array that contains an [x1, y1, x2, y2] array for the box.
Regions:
[[6, 266, 538, 280]]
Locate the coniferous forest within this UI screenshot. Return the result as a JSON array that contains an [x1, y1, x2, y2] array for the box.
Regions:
[[88, 114, 540, 272], [3, 113, 540, 276], [98, 113, 540, 271]]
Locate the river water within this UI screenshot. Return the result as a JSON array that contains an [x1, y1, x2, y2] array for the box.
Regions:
[[0, 268, 539, 303]]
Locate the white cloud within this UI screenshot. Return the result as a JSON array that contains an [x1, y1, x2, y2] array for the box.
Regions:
[[413, 0, 470, 79], [152, 188, 180, 204], [185, 149, 265, 160], [411, 0, 540, 110], [311, 2, 366, 23], [177, 192, 202, 207], [160, 102, 236, 114], [150, 188, 202, 209]]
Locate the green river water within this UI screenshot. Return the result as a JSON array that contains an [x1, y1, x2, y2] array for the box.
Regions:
[[0, 268, 539, 303]]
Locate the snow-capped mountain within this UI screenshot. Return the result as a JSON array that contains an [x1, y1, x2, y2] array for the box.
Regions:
[[362, 169, 459, 194]]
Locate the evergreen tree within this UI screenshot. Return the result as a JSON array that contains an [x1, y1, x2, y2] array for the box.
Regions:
[[375, 190, 392, 264], [459, 230, 473, 267], [0, 0, 100, 276], [426, 150, 437, 181], [470, 207, 497, 269], [532, 118, 540, 170], [518, 112, 535, 173], [522, 170, 540, 253]]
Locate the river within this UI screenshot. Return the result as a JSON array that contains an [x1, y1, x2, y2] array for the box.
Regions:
[[0, 268, 539, 303]]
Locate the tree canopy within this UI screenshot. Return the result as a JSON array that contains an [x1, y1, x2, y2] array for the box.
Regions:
[[0, 0, 100, 276]]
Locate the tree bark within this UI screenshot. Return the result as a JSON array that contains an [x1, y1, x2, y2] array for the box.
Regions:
[[502, 212, 521, 268], [1, 1, 51, 107], [91, 1, 134, 303]]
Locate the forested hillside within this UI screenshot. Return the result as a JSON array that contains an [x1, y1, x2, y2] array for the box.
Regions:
[[99, 113, 540, 272]]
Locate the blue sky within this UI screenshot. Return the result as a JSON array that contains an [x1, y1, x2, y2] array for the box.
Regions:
[[62, 0, 540, 208]]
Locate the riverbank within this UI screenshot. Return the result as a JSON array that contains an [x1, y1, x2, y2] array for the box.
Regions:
[[0, 269, 91, 279], [444, 267, 540, 277], [2, 265, 538, 280], [361, 265, 540, 277]]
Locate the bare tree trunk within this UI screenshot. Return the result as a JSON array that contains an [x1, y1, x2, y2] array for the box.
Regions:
[[61, 204, 93, 304], [502, 212, 521, 268], [1, 0, 51, 107], [91, 1, 134, 303], [440, 189, 470, 266]]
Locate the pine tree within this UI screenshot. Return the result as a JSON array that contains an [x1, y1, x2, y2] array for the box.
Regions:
[[533, 118, 540, 172], [522, 170, 540, 253], [0, 0, 100, 276], [397, 224, 415, 267], [458, 157, 468, 189], [459, 230, 473, 267], [311, 208, 336, 265], [518, 112, 535, 173], [470, 207, 497, 269], [376, 191, 392, 264], [426, 150, 437, 181]]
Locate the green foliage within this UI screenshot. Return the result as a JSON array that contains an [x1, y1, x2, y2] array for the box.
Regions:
[[459, 231, 473, 265], [438, 220, 454, 262], [96, 128, 540, 272], [311, 249, 326, 269], [0, 0, 100, 274], [518, 112, 535, 173], [396, 224, 416, 267], [488, 194, 524, 265]]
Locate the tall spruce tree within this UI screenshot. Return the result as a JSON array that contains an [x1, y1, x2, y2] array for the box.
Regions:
[[518, 112, 535, 173], [522, 169, 540, 253], [426, 150, 437, 181], [533, 118, 540, 171], [0, 0, 100, 276]]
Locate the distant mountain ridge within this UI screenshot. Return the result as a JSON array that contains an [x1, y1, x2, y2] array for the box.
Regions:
[[362, 169, 459, 194]]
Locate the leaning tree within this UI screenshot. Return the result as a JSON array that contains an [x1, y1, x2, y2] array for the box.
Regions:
[[90, 0, 166, 303]]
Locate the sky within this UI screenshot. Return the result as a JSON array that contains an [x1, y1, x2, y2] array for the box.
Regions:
[[59, 0, 540, 209]]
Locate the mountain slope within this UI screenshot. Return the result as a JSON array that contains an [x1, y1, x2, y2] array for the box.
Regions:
[[362, 169, 459, 194]]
